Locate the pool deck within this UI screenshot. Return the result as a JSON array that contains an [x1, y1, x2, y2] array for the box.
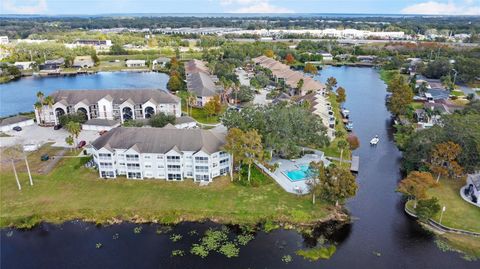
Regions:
[[256, 150, 330, 194]]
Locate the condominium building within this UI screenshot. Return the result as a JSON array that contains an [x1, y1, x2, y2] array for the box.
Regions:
[[185, 59, 223, 107], [35, 89, 181, 125], [90, 127, 231, 182]]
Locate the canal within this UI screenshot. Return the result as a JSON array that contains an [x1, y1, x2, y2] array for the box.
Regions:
[[1, 67, 478, 268]]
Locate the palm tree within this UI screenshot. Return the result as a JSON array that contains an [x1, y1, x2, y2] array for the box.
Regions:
[[337, 140, 349, 165], [36, 91, 45, 103], [65, 135, 74, 151], [66, 121, 81, 146], [44, 96, 54, 107], [186, 92, 196, 116]]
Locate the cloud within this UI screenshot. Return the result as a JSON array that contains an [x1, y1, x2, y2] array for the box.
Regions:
[[401, 0, 480, 15], [2, 0, 48, 14], [222, 0, 293, 13]]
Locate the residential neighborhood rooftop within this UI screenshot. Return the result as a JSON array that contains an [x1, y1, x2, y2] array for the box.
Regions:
[[49, 89, 180, 105]]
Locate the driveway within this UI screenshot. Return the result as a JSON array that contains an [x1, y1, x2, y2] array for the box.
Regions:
[[253, 89, 270, 105], [236, 69, 250, 86], [0, 125, 100, 148]]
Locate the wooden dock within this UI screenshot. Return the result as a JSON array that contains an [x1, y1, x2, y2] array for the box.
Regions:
[[350, 155, 359, 173]]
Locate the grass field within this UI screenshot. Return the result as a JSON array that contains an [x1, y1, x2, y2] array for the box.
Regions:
[[177, 91, 224, 124], [450, 90, 465, 97], [427, 179, 480, 233], [379, 69, 399, 85], [0, 153, 337, 228]]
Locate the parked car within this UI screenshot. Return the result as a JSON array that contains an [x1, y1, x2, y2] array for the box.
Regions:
[[54, 124, 62, 130], [99, 130, 108, 136], [40, 154, 49, 161], [77, 140, 86, 148], [12, 126, 22, 132]]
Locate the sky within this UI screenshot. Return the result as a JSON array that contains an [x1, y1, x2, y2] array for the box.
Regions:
[[1, 0, 479, 15]]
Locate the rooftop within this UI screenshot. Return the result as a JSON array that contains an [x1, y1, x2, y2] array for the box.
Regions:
[[92, 127, 225, 154]]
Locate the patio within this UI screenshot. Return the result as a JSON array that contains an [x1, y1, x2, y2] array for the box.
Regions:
[[256, 149, 330, 194]]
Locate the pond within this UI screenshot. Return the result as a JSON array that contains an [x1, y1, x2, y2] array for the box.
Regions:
[[1, 67, 478, 268], [0, 72, 169, 117]]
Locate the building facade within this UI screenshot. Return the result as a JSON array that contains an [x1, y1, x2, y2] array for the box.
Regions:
[[35, 89, 181, 125], [90, 127, 231, 182]]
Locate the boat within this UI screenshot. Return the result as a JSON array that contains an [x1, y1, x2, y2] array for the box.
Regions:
[[345, 121, 354, 132], [341, 108, 350, 119], [370, 135, 379, 145]]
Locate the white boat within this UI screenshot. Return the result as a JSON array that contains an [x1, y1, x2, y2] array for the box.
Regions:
[[370, 135, 379, 145]]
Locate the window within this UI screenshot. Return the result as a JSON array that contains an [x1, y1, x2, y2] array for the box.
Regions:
[[220, 159, 229, 166], [127, 163, 140, 170], [219, 152, 228, 158], [128, 172, 141, 179], [101, 171, 115, 178], [126, 154, 139, 161], [195, 174, 209, 181], [158, 164, 164, 169], [119, 162, 125, 166], [186, 172, 193, 176], [99, 162, 113, 169], [212, 163, 218, 167], [145, 164, 152, 168], [195, 166, 209, 173], [220, 167, 229, 175], [167, 173, 182, 180], [99, 153, 111, 160], [144, 155, 151, 159], [167, 155, 180, 162], [195, 156, 208, 163], [157, 155, 164, 159], [168, 165, 181, 172]]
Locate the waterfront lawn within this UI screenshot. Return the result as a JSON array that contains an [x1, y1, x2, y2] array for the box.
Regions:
[[428, 179, 480, 233], [450, 90, 464, 97], [379, 69, 399, 84], [0, 157, 334, 228]]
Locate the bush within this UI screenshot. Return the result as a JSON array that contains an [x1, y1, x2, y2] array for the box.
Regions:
[[149, 112, 176, 128], [416, 197, 441, 222], [59, 112, 87, 126]]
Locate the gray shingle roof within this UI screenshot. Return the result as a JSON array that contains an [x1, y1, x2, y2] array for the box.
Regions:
[[50, 89, 180, 105], [0, 116, 32, 127], [175, 116, 196, 124], [186, 72, 222, 97], [91, 127, 225, 154], [84, 119, 120, 127]]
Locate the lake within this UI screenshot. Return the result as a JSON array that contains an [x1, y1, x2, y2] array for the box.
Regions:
[[0, 72, 169, 117], [1, 67, 478, 268]]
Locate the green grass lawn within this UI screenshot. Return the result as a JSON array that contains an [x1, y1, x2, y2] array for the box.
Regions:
[[177, 91, 224, 124], [409, 102, 424, 110], [379, 69, 399, 85], [450, 90, 465, 97], [427, 179, 480, 233], [0, 156, 336, 228]]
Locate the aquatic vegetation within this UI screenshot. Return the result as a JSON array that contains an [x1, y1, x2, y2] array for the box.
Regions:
[[6, 231, 13, 237], [372, 251, 381, 257], [202, 229, 229, 251], [282, 255, 293, 263], [218, 242, 240, 258], [170, 234, 183, 242], [188, 230, 198, 236], [95, 243, 103, 249], [236, 234, 254, 246], [191, 244, 209, 258], [171, 250, 185, 257], [112, 233, 119, 240], [263, 220, 280, 233], [155, 226, 173, 234], [133, 226, 143, 234], [296, 245, 337, 261]]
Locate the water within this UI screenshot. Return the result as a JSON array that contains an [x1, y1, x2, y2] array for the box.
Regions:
[[285, 164, 311, 181], [0, 72, 169, 117], [1, 67, 478, 268]]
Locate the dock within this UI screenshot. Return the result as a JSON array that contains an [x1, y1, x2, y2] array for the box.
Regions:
[[350, 155, 360, 173]]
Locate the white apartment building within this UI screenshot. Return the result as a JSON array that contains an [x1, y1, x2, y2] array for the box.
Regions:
[[35, 89, 181, 125], [90, 127, 231, 182]]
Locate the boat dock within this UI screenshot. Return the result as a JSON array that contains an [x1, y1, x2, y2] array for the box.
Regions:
[[350, 155, 360, 173]]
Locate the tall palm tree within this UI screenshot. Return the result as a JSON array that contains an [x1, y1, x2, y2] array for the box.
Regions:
[[36, 91, 45, 103], [242, 130, 263, 182], [337, 140, 349, 165], [3, 146, 23, 190], [66, 121, 81, 146]]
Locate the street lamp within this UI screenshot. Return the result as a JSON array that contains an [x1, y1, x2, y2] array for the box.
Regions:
[[439, 206, 446, 224]]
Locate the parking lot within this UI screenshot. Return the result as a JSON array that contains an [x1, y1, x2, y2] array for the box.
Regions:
[[0, 125, 100, 148]]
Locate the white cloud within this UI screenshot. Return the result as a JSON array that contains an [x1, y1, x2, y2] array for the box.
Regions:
[[2, 0, 48, 14], [221, 0, 293, 13], [401, 1, 480, 15]]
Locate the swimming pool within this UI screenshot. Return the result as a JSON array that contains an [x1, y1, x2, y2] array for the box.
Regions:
[[284, 164, 311, 182]]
